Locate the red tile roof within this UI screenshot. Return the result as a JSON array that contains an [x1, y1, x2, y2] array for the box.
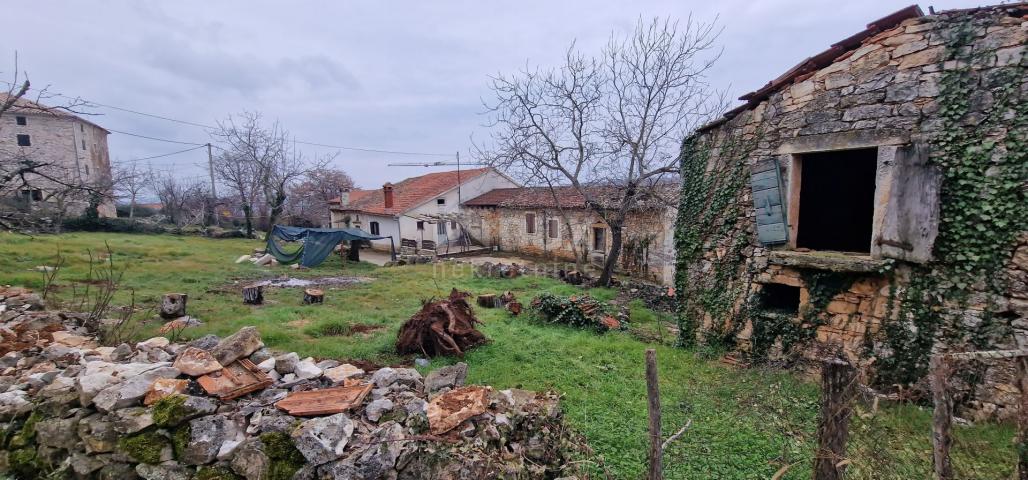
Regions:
[[463, 186, 590, 209], [330, 167, 493, 216]]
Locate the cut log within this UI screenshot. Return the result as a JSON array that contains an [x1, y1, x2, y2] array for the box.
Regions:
[[242, 284, 264, 305], [303, 288, 324, 305], [159, 293, 187, 319], [477, 294, 496, 308]]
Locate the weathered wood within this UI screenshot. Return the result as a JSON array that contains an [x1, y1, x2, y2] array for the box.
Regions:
[[477, 294, 496, 308], [876, 143, 940, 263], [1017, 356, 1028, 480], [813, 359, 857, 480], [242, 284, 264, 305], [646, 349, 662, 480], [930, 356, 954, 480], [303, 288, 324, 305], [159, 293, 187, 319]]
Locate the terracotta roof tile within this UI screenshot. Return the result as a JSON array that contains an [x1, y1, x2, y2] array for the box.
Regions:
[[330, 167, 492, 216]]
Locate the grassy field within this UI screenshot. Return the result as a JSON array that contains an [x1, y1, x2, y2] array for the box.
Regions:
[[0, 232, 1016, 479]]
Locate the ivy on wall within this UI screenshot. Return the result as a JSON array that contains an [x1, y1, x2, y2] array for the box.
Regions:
[[874, 16, 1027, 386]]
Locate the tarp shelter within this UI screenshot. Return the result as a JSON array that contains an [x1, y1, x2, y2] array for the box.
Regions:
[[266, 225, 394, 267]]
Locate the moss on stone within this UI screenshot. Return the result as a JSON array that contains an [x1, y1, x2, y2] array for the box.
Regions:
[[171, 425, 191, 460], [259, 431, 305, 480], [8, 447, 42, 479], [195, 465, 243, 480], [7, 411, 41, 449], [118, 430, 170, 464], [151, 394, 188, 428]]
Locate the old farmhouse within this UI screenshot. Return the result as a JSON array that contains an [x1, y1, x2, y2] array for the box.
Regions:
[[327, 167, 517, 252], [0, 93, 115, 219], [676, 4, 1026, 418], [463, 186, 677, 285]]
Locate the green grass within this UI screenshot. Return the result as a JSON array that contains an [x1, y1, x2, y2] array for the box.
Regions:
[[0, 232, 1016, 479]]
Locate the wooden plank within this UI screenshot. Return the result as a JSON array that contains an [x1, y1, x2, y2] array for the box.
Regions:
[[197, 359, 272, 401], [275, 383, 373, 416], [750, 170, 779, 192], [757, 223, 788, 245], [755, 205, 786, 226]]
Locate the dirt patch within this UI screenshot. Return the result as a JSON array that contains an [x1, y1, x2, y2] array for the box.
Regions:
[[264, 276, 372, 288]]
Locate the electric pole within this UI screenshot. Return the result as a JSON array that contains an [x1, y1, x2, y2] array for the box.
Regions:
[[207, 143, 218, 226]]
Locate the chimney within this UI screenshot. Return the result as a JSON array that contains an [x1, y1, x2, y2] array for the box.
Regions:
[[383, 183, 394, 209], [338, 189, 350, 206]]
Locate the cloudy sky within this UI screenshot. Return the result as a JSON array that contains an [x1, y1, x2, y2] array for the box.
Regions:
[[5, 0, 974, 190]]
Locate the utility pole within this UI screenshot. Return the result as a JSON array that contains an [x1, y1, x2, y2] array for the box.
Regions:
[[207, 143, 218, 226], [456, 151, 461, 205]]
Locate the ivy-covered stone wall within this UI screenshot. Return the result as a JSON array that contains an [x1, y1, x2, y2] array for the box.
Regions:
[[675, 5, 1026, 419]]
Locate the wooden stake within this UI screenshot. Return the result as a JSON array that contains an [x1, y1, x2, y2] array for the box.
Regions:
[[1017, 356, 1028, 480], [930, 355, 953, 480], [813, 359, 857, 480], [242, 284, 264, 305], [646, 348, 662, 480]]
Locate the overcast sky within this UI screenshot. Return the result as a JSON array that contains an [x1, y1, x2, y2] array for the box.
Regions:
[[5, 0, 976, 190]]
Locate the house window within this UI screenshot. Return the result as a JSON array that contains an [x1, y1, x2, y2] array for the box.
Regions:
[[592, 227, 606, 251], [20, 189, 42, 202], [16, 134, 30, 146], [437, 222, 446, 235], [548, 219, 559, 239], [794, 147, 877, 253], [80, 124, 84, 132], [417, 221, 424, 230], [525, 213, 536, 234], [370, 221, 380, 235], [437, 198, 445, 205], [81, 139, 86, 150], [15, 116, 26, 126]]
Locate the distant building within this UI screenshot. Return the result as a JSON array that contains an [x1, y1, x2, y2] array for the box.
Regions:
[[0, 94, 115, 218], [328, 167, 518, 251], [463, 186, 678, 285]]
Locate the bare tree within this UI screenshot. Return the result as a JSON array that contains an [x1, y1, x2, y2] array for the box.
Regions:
[[481, 17, 722, 285], [258, 141, 332, 238], [210, 112, 282, 237], [286, 167, 354, 227], [147, 168, 207, 226], [112, 161, 148, 219]]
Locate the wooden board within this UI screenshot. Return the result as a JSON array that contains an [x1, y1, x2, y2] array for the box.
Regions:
[[197, 358, 272, 400], [274, 382, 373, 416]]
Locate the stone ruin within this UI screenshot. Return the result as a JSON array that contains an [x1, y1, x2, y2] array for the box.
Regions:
[[0, 286, 581, 479]]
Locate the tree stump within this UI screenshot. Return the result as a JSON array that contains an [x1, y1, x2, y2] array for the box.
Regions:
[[477, 294, 496, 308], [506, 301, 523, 316], [242, 284, 264, 305], [159, 293, 187, 319], [303, 288, 324, 305]]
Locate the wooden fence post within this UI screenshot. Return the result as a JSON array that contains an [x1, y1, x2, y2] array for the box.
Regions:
[[930, 355, 954, 480], [646, 349, 662, 480], [1017, 356, 1028, 480], [813, 359, 857, 480]]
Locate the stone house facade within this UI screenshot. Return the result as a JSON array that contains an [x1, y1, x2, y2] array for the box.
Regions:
[[464, 186, 677, 285], [327, 168, 518, 252], [677, 4, 1026, 418], [0, 94, 115, 219]]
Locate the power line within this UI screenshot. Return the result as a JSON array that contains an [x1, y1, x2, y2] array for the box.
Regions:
[[292, 140, 450, 157], [52, 92, 215, 129], [116, 145, 207, 164], [107, 128, 208, 146]]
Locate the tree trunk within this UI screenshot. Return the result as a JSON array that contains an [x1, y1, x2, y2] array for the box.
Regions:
[[347, 240, 360, 262], [129, 194, 136, 219], [242, 204, 254, 238], [264, 189, 287, 242], [598, 223, 623, 286], [813, 360, 857, 480]]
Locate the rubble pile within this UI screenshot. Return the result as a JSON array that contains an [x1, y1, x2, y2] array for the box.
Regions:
[[474, 262, 523, 279], [0, 289, 578, 479]]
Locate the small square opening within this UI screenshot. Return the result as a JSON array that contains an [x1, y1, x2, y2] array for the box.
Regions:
[[758, 283, 801, 314], [795, 147, 877, 253]]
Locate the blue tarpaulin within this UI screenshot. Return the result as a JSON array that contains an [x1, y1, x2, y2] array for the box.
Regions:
[[266, 225, 391, 267]]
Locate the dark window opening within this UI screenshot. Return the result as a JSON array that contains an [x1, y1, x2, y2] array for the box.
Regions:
[[81, 139, 86, 150], [20, 189, 42, 202], [450, 221, 457, 229], [16, 134, 30, 146], [548, 219, 559, 239], [525, 213, 536, 234], [84, 164, 90, 176], [15, 116, 26, 126], [796, 147, 877, 253], [80, 124, 84, 132], [369, 221, 380, 235], [437, 222, 446, 234], [759, 283, 801, 314], [436, 198, 445, 205], [593, 227, 606, 251], [416, 221, 424, 230]]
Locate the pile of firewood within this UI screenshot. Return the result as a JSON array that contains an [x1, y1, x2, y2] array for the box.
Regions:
[[395, 289, 489, 357], [530, 293, 622, 331]]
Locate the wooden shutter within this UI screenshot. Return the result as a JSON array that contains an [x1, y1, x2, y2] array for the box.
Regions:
[[876, 143, 940, 263], [751, 158, 788, 245], [525, 213, 535, 234]]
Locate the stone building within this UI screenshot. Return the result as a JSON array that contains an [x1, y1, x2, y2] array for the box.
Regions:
[[327, 168, 518, 252], [0, 94, 115, 219], [463, 186, 677, 285], [676, 4, 1026, 417]]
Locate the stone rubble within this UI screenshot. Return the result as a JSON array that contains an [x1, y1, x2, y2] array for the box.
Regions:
[[0, 286, 580, 479]]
